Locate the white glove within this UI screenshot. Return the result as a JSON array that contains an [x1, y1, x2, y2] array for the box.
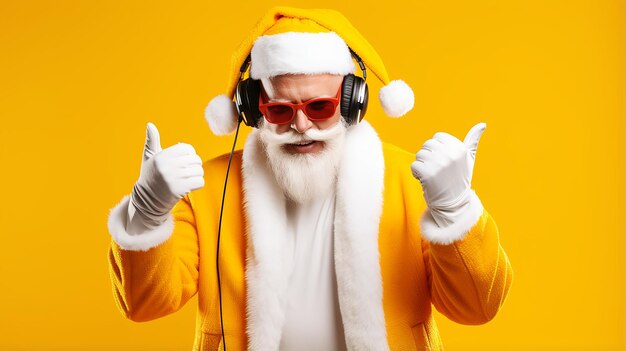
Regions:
[[410, 122, 486, 228], [126, 122, 205, 235]]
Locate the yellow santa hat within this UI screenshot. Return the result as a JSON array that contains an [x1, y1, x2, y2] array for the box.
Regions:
[[205, 6, 414, 135]]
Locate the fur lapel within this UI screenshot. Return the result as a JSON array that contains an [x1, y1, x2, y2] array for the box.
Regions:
[[333, 121, 388, 350], [241, 121, 388, 350]]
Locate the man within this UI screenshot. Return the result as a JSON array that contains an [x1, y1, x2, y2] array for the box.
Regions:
[[107, 6, 513, 351]]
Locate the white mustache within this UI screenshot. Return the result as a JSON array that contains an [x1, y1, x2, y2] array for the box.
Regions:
[[259, 120, 346, 146]]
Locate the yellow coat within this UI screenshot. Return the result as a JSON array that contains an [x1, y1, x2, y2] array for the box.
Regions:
[[107, 121, 513, 350]]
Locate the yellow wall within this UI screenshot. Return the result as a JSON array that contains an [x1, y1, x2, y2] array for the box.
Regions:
[[1, 0, 624, 349]]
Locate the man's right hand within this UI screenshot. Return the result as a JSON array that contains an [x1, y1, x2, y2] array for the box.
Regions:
[[128, 122, 205, 232]]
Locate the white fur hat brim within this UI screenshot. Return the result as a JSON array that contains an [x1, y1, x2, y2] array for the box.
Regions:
[[250, 32, 355, 79]]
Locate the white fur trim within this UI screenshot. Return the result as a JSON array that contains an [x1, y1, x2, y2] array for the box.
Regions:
[[242, 120, 389, 349], [419, 189, 485, 245], [334, 121, 390, 350], [204, 94, 238, 136], [378, 79, 415, 117], [106, 195, 175, 251], [242, 129, 291, 350], [250, 32, 356, 79]]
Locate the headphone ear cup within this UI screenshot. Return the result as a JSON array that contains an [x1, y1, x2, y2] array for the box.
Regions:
[[341, 74, 368, 125], [341, 74, 356, 125], [359, 79, 369, 122], [236, 78, 262, 128]]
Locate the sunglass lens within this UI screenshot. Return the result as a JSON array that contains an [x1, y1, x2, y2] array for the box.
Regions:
[[305, 100, 336, 120], [266, 105, 294, 123]]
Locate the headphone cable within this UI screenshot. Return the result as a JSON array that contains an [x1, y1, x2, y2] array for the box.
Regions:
[[216, 120, 242, 351]]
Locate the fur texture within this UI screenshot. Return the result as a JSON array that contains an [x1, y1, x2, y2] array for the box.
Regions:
[[333, 120, 389, 350], [106, 195, 175, 251], [242, 120, 389, 350], [250, 32, 356, 79], [419, 189, 485, 245], [205, 94, 239, 136], [242, 129, 291, 350], [378, 79, 415, 117]]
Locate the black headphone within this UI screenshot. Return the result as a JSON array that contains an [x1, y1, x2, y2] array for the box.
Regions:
[[234, 48, 369, 127]]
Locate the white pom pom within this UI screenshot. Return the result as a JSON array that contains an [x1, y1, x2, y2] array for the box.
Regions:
[[204, 94, 239, 136], [378, 80, 415, 118]]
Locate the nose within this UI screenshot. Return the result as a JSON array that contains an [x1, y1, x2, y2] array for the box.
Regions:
[[291, 108, 313, 134]]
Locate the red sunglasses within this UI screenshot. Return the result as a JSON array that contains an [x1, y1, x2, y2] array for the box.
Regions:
[[258, 86, 341, 125]]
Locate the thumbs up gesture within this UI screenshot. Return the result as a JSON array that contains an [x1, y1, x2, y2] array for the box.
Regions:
[[411, 122, 486, 228], [130, 122, 205, 229]]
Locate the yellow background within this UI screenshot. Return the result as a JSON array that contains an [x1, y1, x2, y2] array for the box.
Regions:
[[1, 0, 624, 350]]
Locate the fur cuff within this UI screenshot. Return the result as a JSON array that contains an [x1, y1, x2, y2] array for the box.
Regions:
[[107, 195, 175, 251], [419, 190, 484, 245]]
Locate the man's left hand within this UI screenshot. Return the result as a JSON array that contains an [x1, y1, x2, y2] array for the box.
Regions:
[[411, 122, 486, 227]]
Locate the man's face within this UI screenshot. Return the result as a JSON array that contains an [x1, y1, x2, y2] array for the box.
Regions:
[[260, 73, 344, 155], [257, 73, 347, 203]]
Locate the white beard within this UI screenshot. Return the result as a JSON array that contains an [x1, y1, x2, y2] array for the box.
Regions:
[[258, 120, 347, 204]]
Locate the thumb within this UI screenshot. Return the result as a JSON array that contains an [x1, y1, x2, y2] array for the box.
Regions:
[[143, 122, 162, 161], [463, 122, 486, 159]]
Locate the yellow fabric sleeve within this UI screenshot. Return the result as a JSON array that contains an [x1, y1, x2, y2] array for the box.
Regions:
[[423, 209, 513, 325], [108, 194, 200, 322]]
